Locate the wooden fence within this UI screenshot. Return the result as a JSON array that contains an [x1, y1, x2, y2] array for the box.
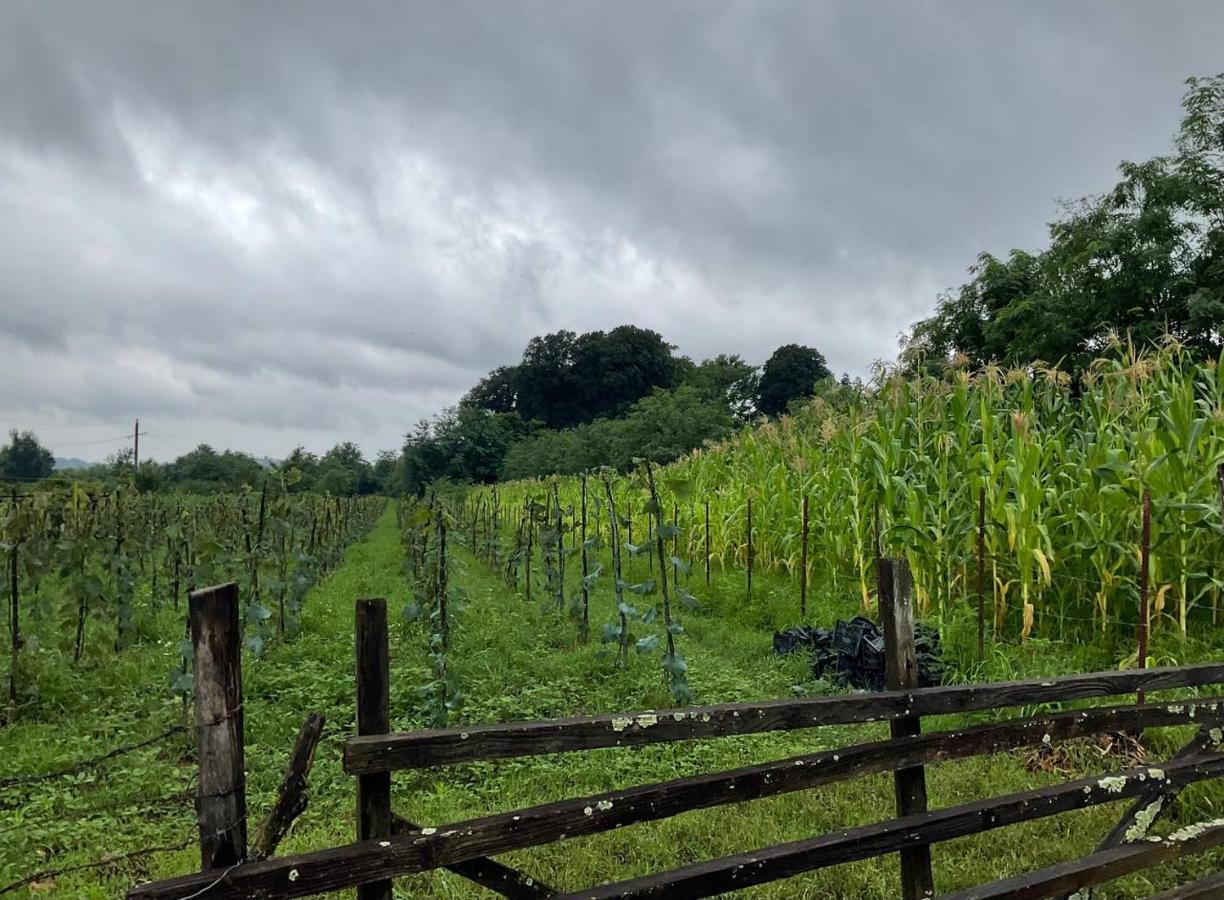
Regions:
[[129, 559, 1224, 899]]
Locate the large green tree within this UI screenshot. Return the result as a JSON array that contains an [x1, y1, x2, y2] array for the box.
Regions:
[[756, 344, 832, 416], [0, 430, 54, 482], [464, 326, 680, 430], [905, 74, 1224, 370]]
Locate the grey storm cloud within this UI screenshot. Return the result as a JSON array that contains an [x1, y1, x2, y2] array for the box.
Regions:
[[2, 0, 1223, 459]]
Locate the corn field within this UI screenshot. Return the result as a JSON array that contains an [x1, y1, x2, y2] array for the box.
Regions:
[[481, 342, 1224, 642]]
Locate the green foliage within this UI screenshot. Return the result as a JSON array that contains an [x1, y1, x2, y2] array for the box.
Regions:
[[905, 73, 1224, 371], [2, 484, 381, 709], [0, 430, 54, 482], [756, 344, 833, 416], [500, 386, 736, 479]]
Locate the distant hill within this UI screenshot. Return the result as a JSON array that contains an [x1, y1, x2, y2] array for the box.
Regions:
[[54, 457, 93, 470]]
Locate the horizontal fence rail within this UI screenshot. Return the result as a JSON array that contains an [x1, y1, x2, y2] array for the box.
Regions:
[[550, 756, 1224, 900], [936, 819, 1224, 900], [127, 582, 1224, 900], [344, 662, 1224, 773], [130, 725, 1224, 899]]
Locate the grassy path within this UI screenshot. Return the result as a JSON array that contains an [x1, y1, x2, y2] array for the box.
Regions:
[[2, 504, 1221, 897]]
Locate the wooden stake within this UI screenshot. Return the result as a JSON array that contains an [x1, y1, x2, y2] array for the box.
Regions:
[[800, 495, 809, 618], [355, 598, 392, 900], [977, 485, 986, 660], [877, 557, 934, 900], [189, 582, 247, 870], [580, 475, 589, 642], [704, 500, 711, 587], [746, 497, 753, 604], [1137, 489, 1151, 705], [252, 711, 326, 861]]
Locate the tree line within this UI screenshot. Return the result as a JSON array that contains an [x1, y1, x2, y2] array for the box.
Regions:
[[0, 431, 396, 497], [400, 329, 835, 493]]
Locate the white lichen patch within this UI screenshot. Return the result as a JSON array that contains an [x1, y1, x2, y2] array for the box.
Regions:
[[596, 800, 614, 811], [636, 714, 659, 728], [701, 713, 711, 722], [288, 869, 300, 882], [1146, 768, 1164, 781], [379, 841, 392, 847], [1097, 776, 1128, 794], [672, 712, 686, 721], [1165, 817, 1224, 843], [1122, 797, 1164, 843], [611, 716, 633, 732], [583, 806, 594, 816], [1210, 727, 1223, 745], [1042, 733, 1052, 746], [421, 827, 436, 835]]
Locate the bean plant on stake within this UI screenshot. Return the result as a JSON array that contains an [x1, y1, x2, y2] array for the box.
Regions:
[[400, 498, 463, 727], [600, 472, 631, 668]]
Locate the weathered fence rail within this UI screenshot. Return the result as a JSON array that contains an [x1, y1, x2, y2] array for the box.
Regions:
[[129, 563, 1224, 899]]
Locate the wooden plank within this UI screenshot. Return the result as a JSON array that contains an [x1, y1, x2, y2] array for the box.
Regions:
[[355, 598, 392, 900], [550, 756, 1224, 900], [345, 664, 1224, 774], [878, 557, 934, 900], [251, 711, 326, 861], [189, 582, 247, 870], [127, 738, 1224, 899], [344, 701, 1215, 876], [935, 819, 1224, 899], [1147, 870, 1224, 900], [392, 815, 552, 899]]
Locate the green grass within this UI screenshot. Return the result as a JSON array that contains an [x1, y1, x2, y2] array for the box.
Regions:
[[2, 504, 1223, 897]]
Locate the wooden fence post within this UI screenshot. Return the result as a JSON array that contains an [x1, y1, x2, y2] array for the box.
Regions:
[[356, 598, 392, 900], [189, 582, 247, 870], [877, 558, 935, 900]]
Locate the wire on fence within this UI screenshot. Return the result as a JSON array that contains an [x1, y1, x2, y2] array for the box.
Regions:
[[0, 724, 187, 790]]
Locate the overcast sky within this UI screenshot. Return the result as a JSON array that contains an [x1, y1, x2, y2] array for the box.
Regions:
[[2, 2, 1222, 462]]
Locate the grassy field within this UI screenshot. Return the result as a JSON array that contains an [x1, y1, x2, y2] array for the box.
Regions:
[[2, 503, 1223, 898]]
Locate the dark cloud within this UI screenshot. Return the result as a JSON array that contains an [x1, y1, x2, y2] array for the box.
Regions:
[[2, 0, 1222, 458]]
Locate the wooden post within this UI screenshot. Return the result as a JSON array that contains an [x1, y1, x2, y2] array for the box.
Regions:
[[1217, 464, 1224, 625], [626, 504, 633, 578], [252, 711, 326, 861], [8, 490, 19, 707], [800, 495, 809, 618], [746, 496, 753, 603], [977, 485, 986, 660], [524, 506, 533, 602], [189, 582, 247, 870], [580, 475, 589, 642], [877, 558, 934, 900], [355, 598, 392, 900], [704, 500, 711, 587], [1137, 489, 1151, 705]]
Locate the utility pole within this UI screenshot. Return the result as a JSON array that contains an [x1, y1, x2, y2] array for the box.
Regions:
[[134, 418, 140, 473]]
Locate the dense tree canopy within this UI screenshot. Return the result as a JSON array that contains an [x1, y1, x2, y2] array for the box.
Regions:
[[756, 344, 832, 416], [406, 327, 837, 491], [904, 74, 1224, 371], [500, 386, 735, 479], [463, 325, 680, 429], [0, 430, 55, 482]]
